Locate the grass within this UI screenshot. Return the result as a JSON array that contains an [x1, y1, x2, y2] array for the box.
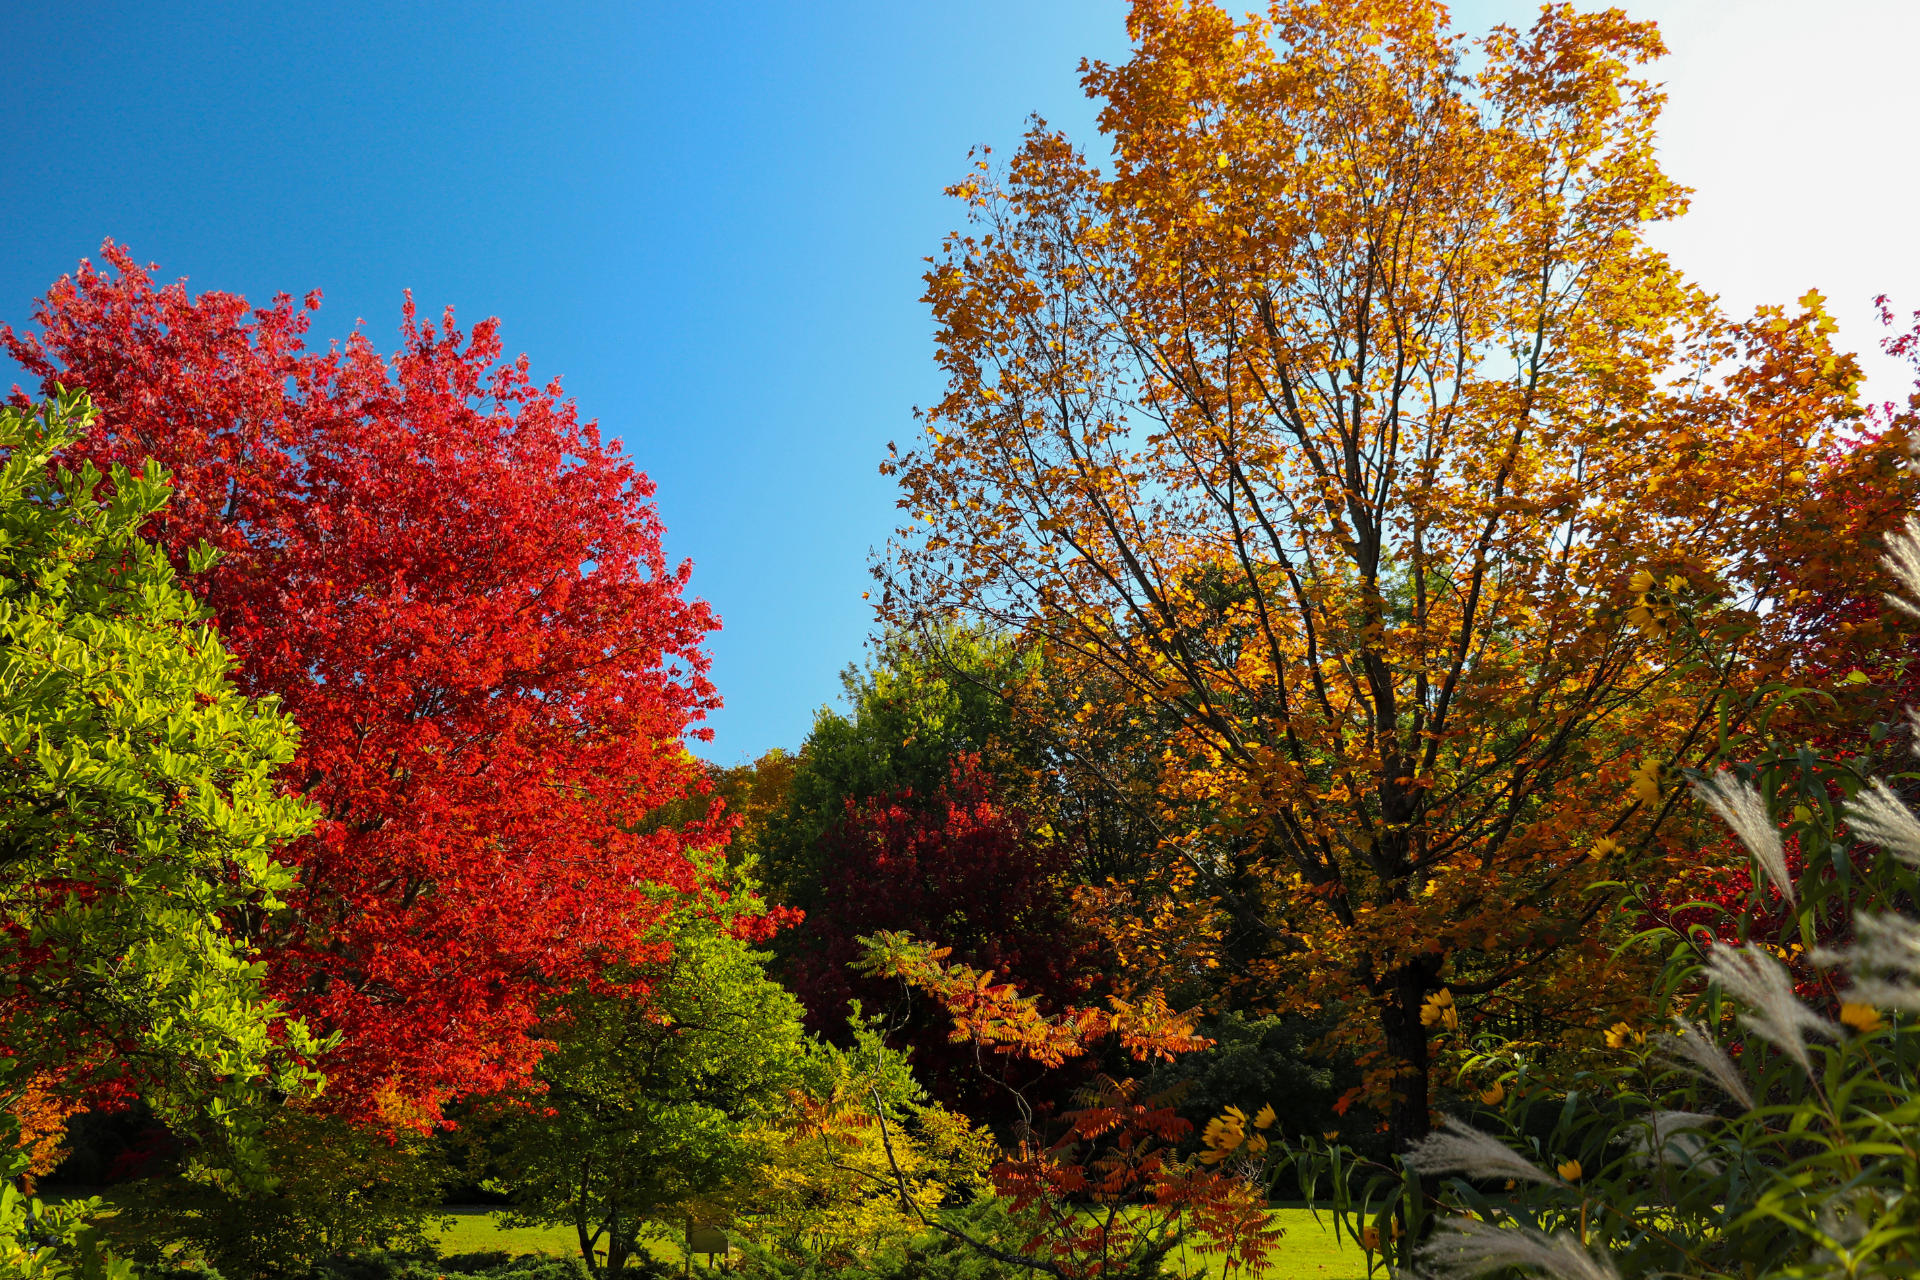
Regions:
[[432, 1208, 580, 1257], [428, 1208, 1372, 1280], [430, 1211, 681, 1268], [1223, 1208, 1370, 1279], [51, 1188, 1371, 1278]]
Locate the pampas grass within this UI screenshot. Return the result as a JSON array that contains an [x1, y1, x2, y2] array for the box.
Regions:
[[1415, 1216, 1621, 1280], [1404, 1117, 1564, 1187], [1692, 771, 1794, 903]]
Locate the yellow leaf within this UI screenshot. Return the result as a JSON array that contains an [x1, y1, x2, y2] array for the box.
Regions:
[[1839, 1003, 1883, 1034]]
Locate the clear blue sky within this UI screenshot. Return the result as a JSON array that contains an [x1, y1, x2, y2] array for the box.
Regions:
[[5, 1, 1912, 762], [0, 0, 1135, 761]]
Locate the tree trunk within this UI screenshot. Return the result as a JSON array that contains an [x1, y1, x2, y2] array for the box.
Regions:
[[1382, 966, 1434, 1153], [608, 1198, 630, 1276]]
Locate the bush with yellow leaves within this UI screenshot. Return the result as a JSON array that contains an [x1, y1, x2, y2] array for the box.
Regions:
[[729, 1016, 996, 1271]]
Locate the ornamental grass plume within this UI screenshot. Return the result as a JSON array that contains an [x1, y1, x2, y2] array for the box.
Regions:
[[1842, 779, 1920, 867], [1691, 771, 1793, 903], [1877, 513, 1920, 618], [1817, 911, 1920, 1012], [1415, 1217, 1621, 1280], [1653, 1019, 1754, 1110], [1404, 1116, 1565, 1187], [1703, 943, 1838, 1076], [1620, 1111, 1721, 1172]]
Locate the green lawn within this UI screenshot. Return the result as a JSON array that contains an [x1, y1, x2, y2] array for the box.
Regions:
[[432, 1212, 696, 1269], [430, 1208, 1372, 1280], [432, 1208, 580, 1257], [53, 1190, 1370, 1277]]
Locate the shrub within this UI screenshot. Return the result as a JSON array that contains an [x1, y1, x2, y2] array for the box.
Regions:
[[106, 1110, 451, 1278], [732, 1199, 1088, 1280]]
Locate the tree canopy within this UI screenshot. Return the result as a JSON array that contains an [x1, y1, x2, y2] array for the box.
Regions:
[[880, 0, 1864, 1147], [0, 390, 324, 1277], [5, 249, 727, 1125], [492, 911, 807, 1277]]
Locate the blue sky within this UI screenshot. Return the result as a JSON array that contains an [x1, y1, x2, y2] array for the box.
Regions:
[[4, 1, 1914, 762]]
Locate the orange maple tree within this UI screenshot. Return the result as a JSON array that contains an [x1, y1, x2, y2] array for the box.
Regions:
[[4, 1072, 84, 1191], [880, 0, 1865, 1148], [857, 930, 1278, 1277]]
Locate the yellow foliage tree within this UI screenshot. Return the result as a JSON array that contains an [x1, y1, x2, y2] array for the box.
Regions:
[[733, 1026, 995, 1269], [881, 0, 1863, 1148]]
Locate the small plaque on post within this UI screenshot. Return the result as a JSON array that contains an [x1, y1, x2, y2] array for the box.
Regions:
[[687, 1224, 728, 1260]]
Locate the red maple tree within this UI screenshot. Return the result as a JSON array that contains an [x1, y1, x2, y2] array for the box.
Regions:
[[1775, 301, 1920, 725], [5, 242, 727, 1125], [1634, 302, 1920, 980], [783, 755, 1107, 1124]]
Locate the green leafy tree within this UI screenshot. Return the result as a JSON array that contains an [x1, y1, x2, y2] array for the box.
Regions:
[[0, 390, 324, 1114], [0, 390, 323, 1273], [490, 913, 808, 1277]]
